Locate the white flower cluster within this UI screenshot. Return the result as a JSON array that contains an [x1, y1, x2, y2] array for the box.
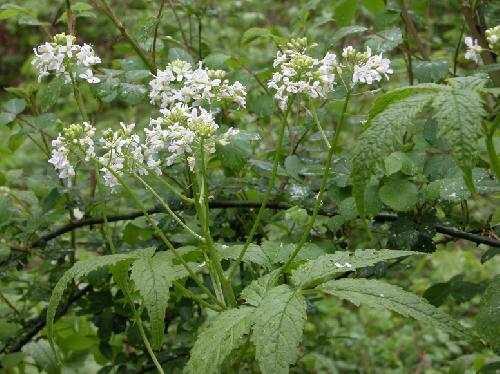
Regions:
[[464, 36, 482, 63], [342, 46, 393, 86], [149, 59, 246, 109], [486, 25, 500, 55], [145, 103, 239, 172], [48, 122, 95, 187], [98, 123, 146, 189], [32, 33, 101, 84], [268, 38, 338, 110]]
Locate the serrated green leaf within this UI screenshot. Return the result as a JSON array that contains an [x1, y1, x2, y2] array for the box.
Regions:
[[47, 251, 148, 356], [318, 278, 479, 344], [331, 25, 367, 45], [241, 269, 281, 306], [413, 60, 449, 83], [22, 340, 59, 374], [291, 249, 418, 287], [2, 98, 26, 114], [351, 86, 438, 217], [37, 76, 65, 111], [130, 252, 174, 349], [476, 277, 500, 353], [217, 243, 271, 268], [251, 285, 307, 374], [241, 27, 272, 45], [432, 87, 486, 174], [184, 306, 254, 374], [378, 178, 418, 212], [0, 112, 16, 126], [168, 48, 194, 64]]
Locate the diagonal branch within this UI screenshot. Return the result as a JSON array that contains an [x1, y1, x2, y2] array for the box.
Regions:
[[12, 200, 500, 251]]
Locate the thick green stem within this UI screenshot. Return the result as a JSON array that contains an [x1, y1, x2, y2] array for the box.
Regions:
[[484, 117, 500, 181], [227, 99, 294, 278], [199, 141, 237, 307], [133, 172, 204, 241], [95, 160, 224, 308], [281, 91, 351, 272]]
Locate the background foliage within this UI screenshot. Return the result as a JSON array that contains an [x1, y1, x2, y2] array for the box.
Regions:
[[0, 0, 499, 373]]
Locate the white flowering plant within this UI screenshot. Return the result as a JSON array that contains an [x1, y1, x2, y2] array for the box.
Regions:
[[0, 1, 499, 373]]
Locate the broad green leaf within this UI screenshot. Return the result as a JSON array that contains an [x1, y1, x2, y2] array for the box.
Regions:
[[361, 0, 385, 13], [168, 48, 194, 64], [0, 5, 30, 20], [476, 277, 500, 353], [413, 60, 449, 83], [0, 112, 16, 126], [184, 306, 254, 374], [251, 285, 307, 374], [130, 253, 174, 349], [365, 27, 402, 52], [331, 25, 367, 45], [2, 98, 26, 114], [334, 0, 357, 27], [47, 251, 147, 355], [351, 86, 438, 217], [22, 340, 59, 374], [378, 178, 418, 212], [318, 278, 479, 344], [291, 249, 418, 287], [285, 155, 302, 180], [432, 86, 486, 192], [37, 76, 65, 111], [215, 131, 252, 171], [241, 27, 272, 45], [217, 243, 271, 268], [203, 53, 230, 69], [241, 269, 281, 306]]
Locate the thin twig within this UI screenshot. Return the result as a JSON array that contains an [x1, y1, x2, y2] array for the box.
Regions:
[[399, 0, 430, 60], [152, 0, 166, 69]]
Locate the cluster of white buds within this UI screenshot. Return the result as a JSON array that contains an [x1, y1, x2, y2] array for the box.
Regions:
[[149, 59, 247, 109], [268, 38, 338, 111], [48, 122, 95, 187], [145, 103, 239, 172], [342, 46, 393, 86], [32, 33, 101, 84], [464, 36, 483, 63], [486, 25, 500, 55]]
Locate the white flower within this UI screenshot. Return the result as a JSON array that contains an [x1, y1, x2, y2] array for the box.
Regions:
[[73, 208, 84, 220], [32, 33, 101, 84], [267, 38, 338, 110], [144, 103, 237, 172], [486, 26, 500, 55], [464, 36, 482, 63], [48, 122, 95, 186], [149, 60, 246, 109], [352, 47, 393, 86]]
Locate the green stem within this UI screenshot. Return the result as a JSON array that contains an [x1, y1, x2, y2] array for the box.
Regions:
[[68, 67, 87, 121], [95, 160, 224, 308], [96, 171, 116, 254], [133, 172, 204, 241], [92, 0, 156, 73], [227, 99, 294, 279], [199, 141, 237, 307], [150, 172, 194, 204], [64, 0, 75, 35], [310, 102, 331, 149], [484, 117, 500, 181], [116, 271, 165, 374], [281, 91, 352, 272], [136, 313, 165, 374]]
